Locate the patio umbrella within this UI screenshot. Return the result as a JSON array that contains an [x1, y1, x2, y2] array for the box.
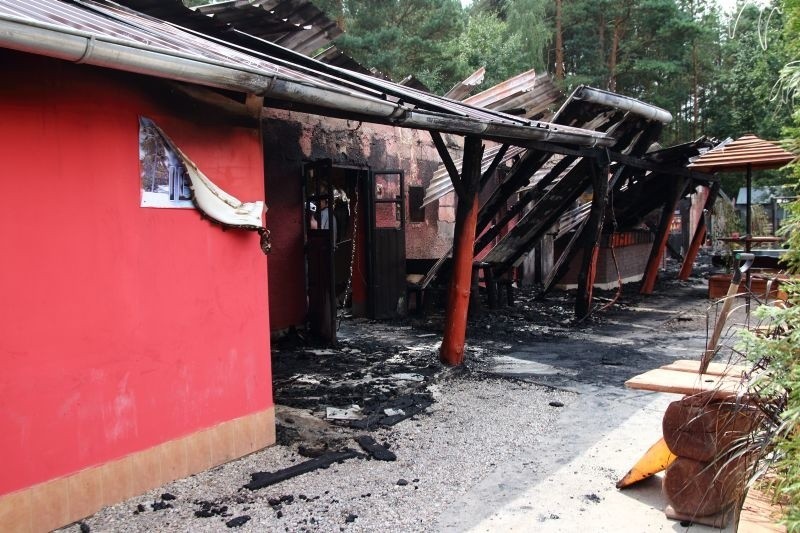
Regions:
[[688, 134, 796, 237], [688, 134, 796, 308]]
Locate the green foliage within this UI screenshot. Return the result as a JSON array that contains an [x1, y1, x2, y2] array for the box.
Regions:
[[740, 284, 800, 532], [328, 0, 465, 93], [741, 5, 800, 524], [705, 4, 790, 141], [448, 10, 540, 89]]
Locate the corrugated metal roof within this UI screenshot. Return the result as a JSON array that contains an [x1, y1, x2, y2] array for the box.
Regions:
[[688, 134, 796, 172], [0, 0, 333, 87], [197, 0, 342, 56], [463, 69, 538, 109], [312, 44, 371, 75], [444, 66, 485, 100], [422, 72, 563, 207], [113, 0, 299, 36], [0, 0, 613, 146]]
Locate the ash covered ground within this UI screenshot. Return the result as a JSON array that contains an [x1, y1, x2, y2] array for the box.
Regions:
[[61, 259, 733, 533]]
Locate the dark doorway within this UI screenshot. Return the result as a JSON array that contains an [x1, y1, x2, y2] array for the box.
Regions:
[[368, 170, 406, 319], [303, 162, 368, 344]]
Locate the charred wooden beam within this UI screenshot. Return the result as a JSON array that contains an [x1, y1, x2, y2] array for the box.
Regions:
[[575, 160, 610, 319], [474, 155, 578, 255], [640, 177, 690, 294], [244, 450, 360, 490], [491, 160, 595, 276], [475, 149, 551, 236], [479, 144, 510, 188], [430, 131, 467, 200], [441, 136, 484, 366], [679, 182, 720, 280]]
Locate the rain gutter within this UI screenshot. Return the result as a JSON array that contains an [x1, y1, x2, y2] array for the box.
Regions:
[[0, 13, 612, 147]]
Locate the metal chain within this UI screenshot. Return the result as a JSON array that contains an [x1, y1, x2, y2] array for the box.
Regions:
[[338, 176, 359, 323]]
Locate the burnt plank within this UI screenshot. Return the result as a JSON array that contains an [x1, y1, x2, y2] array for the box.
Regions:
[[355, 435, 397, 461], [244, 450, 360, 490]]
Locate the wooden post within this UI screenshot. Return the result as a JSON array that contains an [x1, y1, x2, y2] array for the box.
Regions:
[[679, 183, 718, 280], [575, 161, 609, 319], [641, 177, 688, 294], [440, 136, 483, 366]]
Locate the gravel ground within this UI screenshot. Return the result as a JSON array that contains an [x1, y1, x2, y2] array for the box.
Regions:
[[62, 376, 569, 533]]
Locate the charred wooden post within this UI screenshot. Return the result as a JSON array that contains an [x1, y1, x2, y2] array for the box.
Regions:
[[439, 135, 484, 366], [679, 183, 719, 280], [575, 155, 610, 319], [640, 177, 689, 294]]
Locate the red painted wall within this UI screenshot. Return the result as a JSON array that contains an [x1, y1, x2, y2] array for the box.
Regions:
[[0, 51, 271, 495]]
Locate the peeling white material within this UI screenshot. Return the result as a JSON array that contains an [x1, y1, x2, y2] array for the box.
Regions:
[[146, 118, 266, 230], [384, 408, 405, 417]]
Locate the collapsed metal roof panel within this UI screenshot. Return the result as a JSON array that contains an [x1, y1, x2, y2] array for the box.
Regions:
[[475, 88, 673, 269], [196, 0, 342, 56], [444, 66, 485, 100], [463, 69, 538, 110], [495, 75, 562, 119], [422, 73, 564, 208]]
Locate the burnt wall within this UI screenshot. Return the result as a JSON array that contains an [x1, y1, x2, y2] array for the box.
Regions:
[[262, 108, 460, 331]]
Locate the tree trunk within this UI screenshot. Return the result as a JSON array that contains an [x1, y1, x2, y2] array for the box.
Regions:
[[555, 0, 565, 80], [692, 42, 699, 138], [608, 16, 623, 92]]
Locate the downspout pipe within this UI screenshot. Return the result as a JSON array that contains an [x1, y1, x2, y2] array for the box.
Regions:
[[0, 14, 613, 147]]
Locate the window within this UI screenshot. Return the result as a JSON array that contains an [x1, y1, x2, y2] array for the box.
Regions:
[[408, 186, 426, 223], [139, 117, 194, 209]]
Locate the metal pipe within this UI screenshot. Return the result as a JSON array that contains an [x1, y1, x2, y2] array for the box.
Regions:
[[571, 86, 673, 124]]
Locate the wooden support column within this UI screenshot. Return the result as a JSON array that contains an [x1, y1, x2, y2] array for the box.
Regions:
[[640, 177, 688, 294], [440, 136, 483, 366], [679, 183, 719, 280], [575, 160, 609, 319]]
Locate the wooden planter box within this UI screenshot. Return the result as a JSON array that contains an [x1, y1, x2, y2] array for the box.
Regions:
[[708, 273, 784, 300]]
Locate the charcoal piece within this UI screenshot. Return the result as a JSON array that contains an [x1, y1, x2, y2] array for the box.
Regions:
[[355, 435, 397, 461], [136, 504, 146, 513], [151, 501, 173, 511], [244, 450, 360, 490], [279, 495, 294, 504], [194, 502, 227, 518], [549, 401, 565, 407], [226, 516, 251, 528], [161, 493, 177, 501], [396, 479, 409, 486], [345, 514, 357, 523], [79, 522, 90, 533]]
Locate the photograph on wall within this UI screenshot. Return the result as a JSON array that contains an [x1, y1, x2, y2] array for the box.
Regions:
[[139, 117, 194, 209]]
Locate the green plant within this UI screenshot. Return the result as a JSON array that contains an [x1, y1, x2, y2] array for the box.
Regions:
[[739, 282, 800, 532]]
